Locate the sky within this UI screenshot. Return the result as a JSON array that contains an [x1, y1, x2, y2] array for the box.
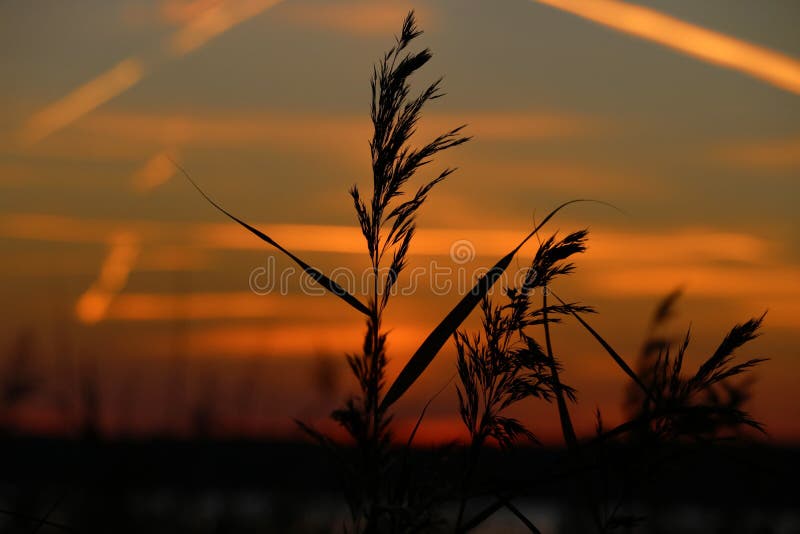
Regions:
[[0, 0, 798, 444]]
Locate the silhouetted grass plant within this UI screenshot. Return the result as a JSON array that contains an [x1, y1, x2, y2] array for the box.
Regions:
[[181, 11, 769, 533], [324, 14, 468, 530]]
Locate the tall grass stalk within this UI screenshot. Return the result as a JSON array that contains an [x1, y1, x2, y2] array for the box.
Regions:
[[327, 12, 469, 529]]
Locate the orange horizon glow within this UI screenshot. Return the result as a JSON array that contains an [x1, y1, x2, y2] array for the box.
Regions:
[[2, 1, 798, 446]]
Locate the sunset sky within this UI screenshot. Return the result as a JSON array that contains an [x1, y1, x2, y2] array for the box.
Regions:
[[1, 0, 798, 444]]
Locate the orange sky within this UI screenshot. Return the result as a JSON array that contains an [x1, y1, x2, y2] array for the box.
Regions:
[[1, 0, 798, 444]]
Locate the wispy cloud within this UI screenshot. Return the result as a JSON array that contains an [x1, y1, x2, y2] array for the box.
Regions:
[[276, 1, 430, 37], [6, 212, 793, 324], [0, 245, 209, 277], [0, 213, 775, 264], [0, 213, 112, 243], [176, 323, 431, 357], [7, 211, 794, 328], [75, 111, 367, 154], [435, 111, 600, 141], [19, 59, 146, 145], [459, 159, 660, 197], [27, 109, 599, 164], [158, 0, 228, 26], [586, 265, 800, 299], [79, 110, 595, 144], [132, 149, 180, 192], [712, 137, 800, 170], [75, 232, 140, 324], [534, 0, 800, 95], [168, 0, 283, 55], [19, 0, 284, 145], [106, 292, 302, 321], [135, 0, 428, 39]]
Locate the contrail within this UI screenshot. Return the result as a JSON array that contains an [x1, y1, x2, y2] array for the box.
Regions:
[[75, 232, 141, 324], [535, 0, 800, 95], [20, 59, 146, 145], [132, 149, 180, 193], [19, 0, 284, 145]]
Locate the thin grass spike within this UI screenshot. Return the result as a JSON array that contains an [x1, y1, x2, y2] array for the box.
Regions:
[[172, 158, 371, 316], [551, 290, 653, 400]]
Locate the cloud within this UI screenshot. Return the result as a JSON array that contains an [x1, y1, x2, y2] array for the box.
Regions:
[[78, 110, 595, 144], [19, 0, 285, 145], [26, 109, 599, 164], [6, 214, 800, 328], [712, 137, 800, 170], [167, 0, 284, 55], [434, 111, 601, 141], [0, 213, 775, 264], [105, 292, 319, 321], [0, 245, 209, 277], [584, 264, 800, 300], [75, 110, 367, 155], [458, 159, 660, 197], [19, 59, 146, 145], [176, 322, 431, 357], [582, 229, 771, 265], [158, 0, 228, 26], [132, 149, 180, 192], [75, 232, 141, 324], [0, 213, 113, 243], [6, 211, 793, 328], [534, 0, 800, 95], [276, 1, 431, 37]]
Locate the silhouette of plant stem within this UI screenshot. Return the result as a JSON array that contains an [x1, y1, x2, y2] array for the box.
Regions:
[[325, 11, 470, 530], [542, 288, 576, 448]]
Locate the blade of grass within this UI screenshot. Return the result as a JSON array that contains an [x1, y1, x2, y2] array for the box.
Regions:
[[551, 290, 653, 401], [398, 374, 455, 499], [0, 509, 78, 534], [498, 496, 542, 534], [173, 158, 370, 316], [381, 199, 600, 410], [405, 374, 455, 450], [31, 493, 67, 534], [542, 288, 577, 448], [457, 500, 503, 533]]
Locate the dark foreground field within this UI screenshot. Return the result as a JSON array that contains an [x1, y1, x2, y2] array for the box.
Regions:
[[0, 436, 797, 533]]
